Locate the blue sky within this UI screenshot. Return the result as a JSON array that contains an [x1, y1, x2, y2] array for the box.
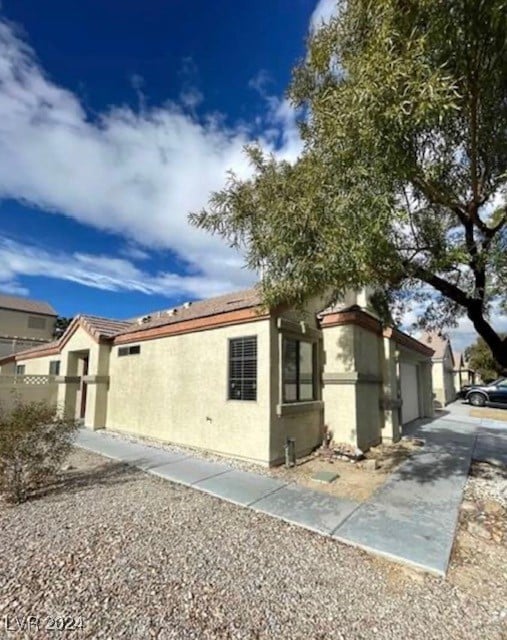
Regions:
[[1, 0, 503, 351], [0, 0, 335, 319]]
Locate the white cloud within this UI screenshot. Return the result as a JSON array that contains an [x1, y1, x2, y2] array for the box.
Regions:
[[248, 69, 273, 96], [310, 0, 340, 32], [0, 18, 300, 297], [0, 236, 251, 302], [448, 313, 507, 353], [179, 86, 203, 111], [400, 296, 507, 354]]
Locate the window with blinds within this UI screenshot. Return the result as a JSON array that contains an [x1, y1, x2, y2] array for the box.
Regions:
[[228, 336, 257, 401]]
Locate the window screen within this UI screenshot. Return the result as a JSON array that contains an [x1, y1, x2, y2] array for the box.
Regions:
[[228, 336, 257, 400]]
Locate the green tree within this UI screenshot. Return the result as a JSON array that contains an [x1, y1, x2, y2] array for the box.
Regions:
[[190, 0, 507, 367], [53, 316, 73, 338], [465, 335, 506, 382]]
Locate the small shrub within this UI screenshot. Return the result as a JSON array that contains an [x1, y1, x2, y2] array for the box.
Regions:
[[0, 399, 79, 504]]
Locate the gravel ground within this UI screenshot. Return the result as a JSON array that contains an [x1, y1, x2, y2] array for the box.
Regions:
[[1, 449, 506, 640]]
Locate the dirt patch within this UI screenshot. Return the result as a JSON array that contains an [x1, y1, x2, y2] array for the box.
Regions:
[[268, 440, 420, 502], [448, 462, 507, 598], [470, 407, 507, 422]]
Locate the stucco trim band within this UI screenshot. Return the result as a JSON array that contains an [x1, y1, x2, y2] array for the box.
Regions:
[[55, 376, 81, 384], [320, 309, 383, 335], [276, 317, 322, 340], [82, 375, 110, 385], [323, 372, 383, 384], [383, 327, 434, 357], [276, 400, 324, 416]]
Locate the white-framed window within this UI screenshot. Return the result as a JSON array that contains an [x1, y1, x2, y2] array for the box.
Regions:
[[228, 336, 257, 401]]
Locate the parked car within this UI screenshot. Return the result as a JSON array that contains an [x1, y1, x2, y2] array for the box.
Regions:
[[464, 377, 507, 407]]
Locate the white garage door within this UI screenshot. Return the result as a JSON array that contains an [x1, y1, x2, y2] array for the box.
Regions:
[[400, 362, 420, 424]]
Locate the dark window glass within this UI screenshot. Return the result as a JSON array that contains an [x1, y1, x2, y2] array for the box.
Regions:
[[16, 364, 26, 375], [118, 345, 141, 357], [282, 338, 316, 403], [228, 336, 257, 401], [49, 360, 60, 376]]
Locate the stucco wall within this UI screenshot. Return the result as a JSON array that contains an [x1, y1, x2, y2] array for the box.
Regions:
[[16, 354, 56, 375], [106, 319, 272, 465], [269, 310, 324, 464], [322, 322, 383, 451], [432, 346, 456, 407], [0, 377, 58, 413], [0, 336, 52, 358], [0, 308, 56, 341]]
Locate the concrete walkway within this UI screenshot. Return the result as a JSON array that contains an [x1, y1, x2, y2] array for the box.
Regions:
[[75, 407, 506, 577]]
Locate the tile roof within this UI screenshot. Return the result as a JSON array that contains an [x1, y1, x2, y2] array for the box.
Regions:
[[0, 290, 264, 363], [10, 339, 60, 360], [418, 332, 450, 359], [0, 294, 57, 316], [79, 315, 133, 339], [115, 288, 263, 337]]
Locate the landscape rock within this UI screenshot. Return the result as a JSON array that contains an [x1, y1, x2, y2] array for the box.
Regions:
[[460, 500, 478, 514], [468, 521, 492, 540]]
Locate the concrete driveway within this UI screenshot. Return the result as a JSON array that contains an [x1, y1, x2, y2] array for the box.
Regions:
[[76, 404, 506, 577]]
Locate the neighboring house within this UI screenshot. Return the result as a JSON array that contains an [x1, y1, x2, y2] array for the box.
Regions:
[[453, 351, 476, 391], [0, 288, 434, 466], [419, 332, 456, 407], [0, 294, 57, 359]]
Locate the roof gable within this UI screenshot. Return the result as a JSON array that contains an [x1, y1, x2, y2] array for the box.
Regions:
[[0, 294, 57, 316], [418, 331, 452, 360]]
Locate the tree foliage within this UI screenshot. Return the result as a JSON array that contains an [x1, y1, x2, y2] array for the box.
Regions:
[[0, 399, 78, 504], [190, 0, 507, 366], [465, 335, 507, 382], [53, 316, 73, 338]]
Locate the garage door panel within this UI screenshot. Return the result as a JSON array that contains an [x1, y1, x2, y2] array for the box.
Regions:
[[400, 362, 420, 424]]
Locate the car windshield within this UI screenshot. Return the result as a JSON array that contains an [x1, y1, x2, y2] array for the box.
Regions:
[[487, 378, 505, 387]]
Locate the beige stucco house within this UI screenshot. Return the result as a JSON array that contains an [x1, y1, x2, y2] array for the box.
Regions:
[[0, 294, 57, 359], [453, 351, 477, 391], [419, 332, 456, 407], [0, 288, 434, 466]]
